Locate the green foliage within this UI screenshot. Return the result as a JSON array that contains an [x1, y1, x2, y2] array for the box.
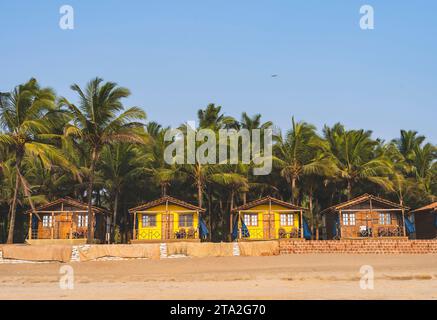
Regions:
[[0, 78, 435, 243]]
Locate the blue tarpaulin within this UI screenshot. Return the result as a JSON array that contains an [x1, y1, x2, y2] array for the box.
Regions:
[[31, 215, 38, 229], [231, 216, 239, 240], [199, 217, 209, 239], [231, 215, 250, 240], [241, 220, 250, 238], [333, 215, 340, 237], [404, 216, 415, 234], [434, 215, 437, 228], [303, 217, 312, 240]]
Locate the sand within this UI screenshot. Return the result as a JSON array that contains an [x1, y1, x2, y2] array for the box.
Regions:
[[1, 254, 437, 299]]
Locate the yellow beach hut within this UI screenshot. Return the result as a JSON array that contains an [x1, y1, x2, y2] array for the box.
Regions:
[[129, 196, 206, 242], [231, 196, 307, 240]]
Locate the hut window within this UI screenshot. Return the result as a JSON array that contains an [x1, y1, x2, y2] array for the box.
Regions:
[[342, 213, 356, 226], [280, 214, 294, 226], [179, 214, 194, 227], [142, 214, 156, 227], [244, 214, 258, 226], [42, 215, 53, 228], [379, 213, 391, 225], [77, 215, 88, 227]]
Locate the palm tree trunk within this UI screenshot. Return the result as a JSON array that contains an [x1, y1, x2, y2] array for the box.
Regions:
[[112, 191, 119, 242], [197, 180, 203, 208], [86, 148, 97, 243], [228, 190, 235, 241], [7, 167, 20, 244], [347, 180, 352, 200], [290, 177, 296, 204], [207, 191, 212, 241], [308, 189, 314, 240]]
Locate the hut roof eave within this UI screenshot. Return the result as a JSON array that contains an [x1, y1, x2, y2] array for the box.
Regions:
[[320, 193, 409, 215], [411, 202, 437, 214], [128, 196, 206, 213], [231, 196, 307, 212], [24, 197, 109, 215]]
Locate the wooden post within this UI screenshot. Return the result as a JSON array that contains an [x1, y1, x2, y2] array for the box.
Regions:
[[338, 209, 342, 239], [165, 199, 169, 240], [300, 210, 304, 239], [92, 211, 95, 241], [51, 211, 54, 239], [268, 198, 272, 239], [197, 211, 199, 239], [370, 197, 376, 238], [69, 212, 73, 239], [28, 213, 33, 240], [401, 208, 407, 237], [132, 211, 137, 240], [229, 212, 233, 238], [238, 211, 242, 239]]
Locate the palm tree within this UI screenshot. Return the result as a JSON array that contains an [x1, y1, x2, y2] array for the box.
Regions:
[[179, 104, 237, 208], [99, 142, 145, 240], [141, 122, 179, 197], [394, 130, 425, 163], [274, 117, 334, 204], [323, 123, 393, 199], [59, 77, 146, 243], [238, 112, 273, 204], [411, 143, 437, 201], [0, 79, 71, 243], [209, 165, 248, 240], [197, 103, 236, 130]]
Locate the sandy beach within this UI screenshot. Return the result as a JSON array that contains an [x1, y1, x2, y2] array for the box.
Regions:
[[0, 254, 437, 299]]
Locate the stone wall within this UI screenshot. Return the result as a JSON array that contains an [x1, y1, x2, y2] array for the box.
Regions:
[[279, 239, 437, 254]]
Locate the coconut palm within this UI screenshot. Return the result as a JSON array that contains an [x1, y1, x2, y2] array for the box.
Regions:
[[323, 123, 393, 199], [59, 77, 146, 243], [99, 142, 148, 241], [0, 79, 73, 243], [238, 112, 274, 204], [394, 130, 426, 163], [274, 117, 334, 204], [141, 122, 179, 197], [411, 143, 437, 201]]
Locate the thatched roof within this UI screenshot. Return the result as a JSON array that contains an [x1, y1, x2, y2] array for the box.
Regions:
[[411, 202, 437, 214], [25, 197, 109, 215], [320, 193, 409, 215], [128, 196, 205, 213], [231, 196, 307, 212]]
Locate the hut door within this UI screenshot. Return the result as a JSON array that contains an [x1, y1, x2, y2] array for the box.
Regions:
[[263, 214, 275, 239], [161, 214, 174, 240], [56, 213, 71, 239]]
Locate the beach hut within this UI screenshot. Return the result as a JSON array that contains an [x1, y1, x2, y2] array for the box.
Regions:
[[411, 202, 437, 239], [25, 197, 108, 244], [231, 196, 308, 240], [320, 194, 409, 239], [129, 196, 206, 242]]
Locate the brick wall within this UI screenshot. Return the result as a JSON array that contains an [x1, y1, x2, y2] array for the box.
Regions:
[[279, 239, 437, 254]]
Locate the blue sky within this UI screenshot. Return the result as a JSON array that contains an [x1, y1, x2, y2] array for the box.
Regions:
[[1, 0, 436, 142]]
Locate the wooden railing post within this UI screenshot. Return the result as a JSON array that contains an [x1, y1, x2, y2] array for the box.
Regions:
[[132, 211, 137, 240], [28, 213, 33, 240], [51, 211, 54, 239], [300, 210, 304, 239]]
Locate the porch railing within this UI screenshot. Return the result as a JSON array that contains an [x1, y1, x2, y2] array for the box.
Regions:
[[341, 225, 405, 238]]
